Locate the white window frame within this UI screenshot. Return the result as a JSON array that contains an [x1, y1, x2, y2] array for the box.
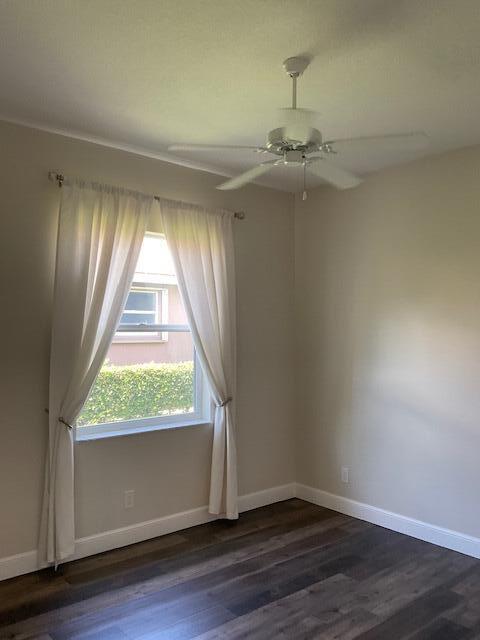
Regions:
[[76, 232, 212, 441], [76, 325, 211, 441]]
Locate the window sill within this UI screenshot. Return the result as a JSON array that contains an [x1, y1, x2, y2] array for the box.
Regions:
[[75, 418, 212, 442], [111, 336, 167, 344]]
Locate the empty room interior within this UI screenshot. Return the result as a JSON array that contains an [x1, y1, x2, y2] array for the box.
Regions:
[[2, 1, 480, 638]]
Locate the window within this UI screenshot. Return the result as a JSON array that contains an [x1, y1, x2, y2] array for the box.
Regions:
[[121, 289, 158, 326], [115, 287, 168, 342], [76, 233, 211, 440]]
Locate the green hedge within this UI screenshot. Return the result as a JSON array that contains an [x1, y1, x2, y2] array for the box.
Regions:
[[77, 361, 194, 426]]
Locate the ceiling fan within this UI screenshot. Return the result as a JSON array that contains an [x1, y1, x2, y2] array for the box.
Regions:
[[169, 57, 428, 197]]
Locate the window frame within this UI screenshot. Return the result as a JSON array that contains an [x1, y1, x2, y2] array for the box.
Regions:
[[75, 232, 212, 441], [76, 348, 211, 441]]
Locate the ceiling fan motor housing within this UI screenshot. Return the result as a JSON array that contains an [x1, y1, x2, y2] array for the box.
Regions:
[[266, 127, 323, 155]]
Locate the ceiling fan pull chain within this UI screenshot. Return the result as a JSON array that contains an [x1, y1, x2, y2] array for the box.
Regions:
[[302, 162, 307, 200]]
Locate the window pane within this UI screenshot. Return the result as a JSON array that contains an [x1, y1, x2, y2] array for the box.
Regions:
[[120, 312, 156, 325], [115, 233, 189, 337], [77, 331, 195, 426], [125, 290, 156, 311], [76, 233, 200, 431]]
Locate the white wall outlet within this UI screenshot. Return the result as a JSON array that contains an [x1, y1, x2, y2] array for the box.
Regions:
[[341, 466, 349, 484], [124, 489, 135, 509]]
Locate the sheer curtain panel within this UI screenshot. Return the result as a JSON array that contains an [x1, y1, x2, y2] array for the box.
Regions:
[[158, 200, 238, 519], [39, 181, 152, 566]]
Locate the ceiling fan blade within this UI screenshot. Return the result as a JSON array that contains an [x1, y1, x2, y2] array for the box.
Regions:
[[307, 158, 362, 190], [168, 143, 264, 152], [216, 161, 278, 191], [325, 132, 429, 154]]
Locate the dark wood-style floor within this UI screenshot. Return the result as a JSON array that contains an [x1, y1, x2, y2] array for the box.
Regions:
[[2, 499, 480, 640]]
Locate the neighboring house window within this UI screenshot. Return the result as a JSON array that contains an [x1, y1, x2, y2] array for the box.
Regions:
[[115, 287, 168, 342], [76, 233, 210, 439], [122, 289, 158, 325]]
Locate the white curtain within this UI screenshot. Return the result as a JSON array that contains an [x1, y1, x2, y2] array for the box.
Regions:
[[39, 181, 152, 566], [158, 200, 238, 519]]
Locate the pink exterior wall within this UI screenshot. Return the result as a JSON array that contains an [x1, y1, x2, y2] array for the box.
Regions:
[[107, 285, 192, 365]]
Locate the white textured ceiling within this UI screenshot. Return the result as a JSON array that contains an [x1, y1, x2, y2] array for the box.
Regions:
[[1, 0, 480, 192]]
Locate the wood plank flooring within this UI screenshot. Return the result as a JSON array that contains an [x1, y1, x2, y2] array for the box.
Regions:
[[1, 499, 480, 639]]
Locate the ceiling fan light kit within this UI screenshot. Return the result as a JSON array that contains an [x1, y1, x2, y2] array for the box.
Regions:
[[169, 57, 428, 195], [280, 149, 304, 166]]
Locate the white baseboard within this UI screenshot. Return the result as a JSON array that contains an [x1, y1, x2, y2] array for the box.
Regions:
[[6, 481, 477, 582], [0, 482, 296, 582], [296, 483, 480, 560], [75, 483, 295, 563], [72, 506, 217, 564], [238, 483, 296, 512], [0, 550, 38, 583]]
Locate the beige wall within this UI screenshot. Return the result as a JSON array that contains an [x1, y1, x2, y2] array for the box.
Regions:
[[0, 120, 295, 557], [295, 144, 480, 538]]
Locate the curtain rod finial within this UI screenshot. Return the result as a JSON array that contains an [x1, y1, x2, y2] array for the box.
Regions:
[[48, 172, 64, 187], [234, 211, 245, 220]]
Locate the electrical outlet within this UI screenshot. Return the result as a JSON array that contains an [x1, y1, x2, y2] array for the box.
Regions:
[[341, 466, 349, 484], [124, 489, 135, 509]]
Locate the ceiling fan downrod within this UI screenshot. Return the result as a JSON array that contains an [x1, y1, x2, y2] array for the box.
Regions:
[[283, 56, 310, 110]]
